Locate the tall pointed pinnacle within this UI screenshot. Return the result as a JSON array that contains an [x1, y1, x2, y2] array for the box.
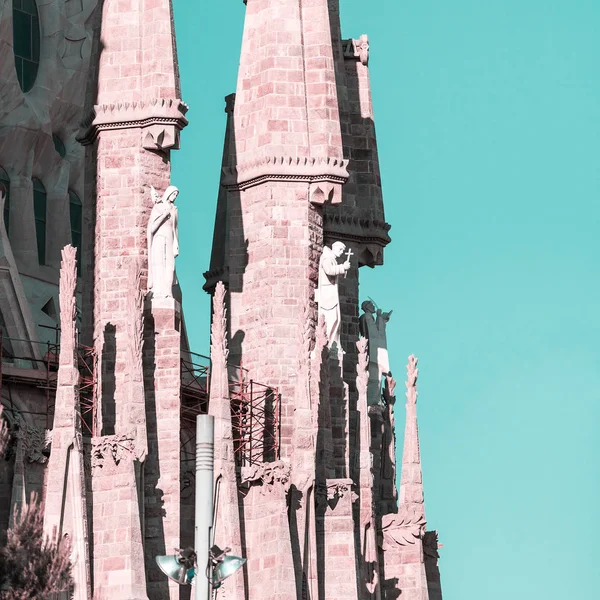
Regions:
[[380, 355, 429, 600], [356, 337, 381, 597], [208, 282, 244, 600], [224, 0, 349, 203], [400, 355, 425, 515], [44, 245, 91, 600]]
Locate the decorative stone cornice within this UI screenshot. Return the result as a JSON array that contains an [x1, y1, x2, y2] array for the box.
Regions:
[[91, 433, 136, 469], [222, 156, 349, 204], [78, 98, 189, 149], [380, 506, 427, 550], [323, 212, 391, 244], [343, 35, 370, 66], [240, 460, 291, 494]]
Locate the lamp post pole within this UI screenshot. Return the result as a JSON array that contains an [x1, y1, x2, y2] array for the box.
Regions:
[[195, 415, 214, 600]]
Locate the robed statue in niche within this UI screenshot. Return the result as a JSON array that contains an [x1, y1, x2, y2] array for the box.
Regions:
[[316, 241, 352, 353], [147, 185, 179, 298], [359, 299, 392, 405]]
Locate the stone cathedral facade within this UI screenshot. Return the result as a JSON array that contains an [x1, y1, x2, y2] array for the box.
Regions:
[[0, 0, 443, 599]]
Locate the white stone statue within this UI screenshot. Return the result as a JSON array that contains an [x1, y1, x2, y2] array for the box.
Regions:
[[147, 185, 179, 298], [359, 300, 392, 405], [316, 241, 351, 352]]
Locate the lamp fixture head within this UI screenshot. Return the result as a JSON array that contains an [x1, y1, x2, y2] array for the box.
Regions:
[[155, 548, 196, 585], [209, 545, 246, 589]]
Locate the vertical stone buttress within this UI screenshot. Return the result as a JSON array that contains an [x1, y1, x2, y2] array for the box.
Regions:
[[209, 282, 244, 600], [79, 0, 187, 596], [381, 357, 429, 600], [43, 246, 91, 600], [217, 1, 348, 598]]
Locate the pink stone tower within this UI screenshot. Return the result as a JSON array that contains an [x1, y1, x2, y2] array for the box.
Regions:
[[75, 0, 187, 597], [204, 2, 443, 600]]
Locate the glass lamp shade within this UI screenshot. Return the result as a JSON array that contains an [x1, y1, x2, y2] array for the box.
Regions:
[[155, 555, 195, 585], [212, 555, 247, 588]]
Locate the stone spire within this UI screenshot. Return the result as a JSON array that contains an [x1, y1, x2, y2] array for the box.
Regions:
[[399, 355, 425, 513], [209, 281, 244, 600], [223, 0, 348, 203], [43, 245, 91, 600], [381, 355, 429, 600], [78, 0, 187, 596]]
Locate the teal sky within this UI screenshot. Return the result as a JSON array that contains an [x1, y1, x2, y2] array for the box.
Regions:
[[172, 1, 600, 598]]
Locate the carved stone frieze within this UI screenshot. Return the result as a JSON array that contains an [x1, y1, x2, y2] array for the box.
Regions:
[[13, 419, 51, 464], [380, 506, 426, 550], [240, 460, 291, 494], [91, 433, 136, 469], [78, 98, 189, 149], [222, 155, 349, 199]]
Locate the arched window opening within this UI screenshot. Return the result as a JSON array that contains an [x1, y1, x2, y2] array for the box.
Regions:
[[52, 134, 66, 158], [0, 168, 9, 236], [12, 0, 40, 93], [69, 191, 82, 275], [32, 178, 46, 265]]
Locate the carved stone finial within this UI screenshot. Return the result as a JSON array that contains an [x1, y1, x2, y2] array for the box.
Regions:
[[406, 355, 418, 405]]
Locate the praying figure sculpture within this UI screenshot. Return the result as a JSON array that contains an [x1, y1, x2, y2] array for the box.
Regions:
[[316, 241, 352, 352], [359, 299, 392, 405], [147, 185, 179, 298]]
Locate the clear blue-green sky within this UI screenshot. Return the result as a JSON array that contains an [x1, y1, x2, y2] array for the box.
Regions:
[[172, 1, 600, 598]]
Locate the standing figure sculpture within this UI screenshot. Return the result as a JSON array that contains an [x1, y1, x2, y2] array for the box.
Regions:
[[359, 300, 392, 405], [316, 241, 351, 352], [147, 185, 179, 298]]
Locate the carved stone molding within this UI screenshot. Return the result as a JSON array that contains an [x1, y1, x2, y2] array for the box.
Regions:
[[222, 156, 349, 201], [342, 35, 370, 66], [380, 506, 426, 550], [326, 478, 354, 501], [316, 478, 358, 511], [78, 98, 189, 149], [240, 460, 291, 494], [13, 419, 51, 464], [323, 212, 391, 243], [91, 433, 135, 469]]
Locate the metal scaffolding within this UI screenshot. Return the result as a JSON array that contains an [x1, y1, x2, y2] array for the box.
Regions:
[[0, 330, 281, 467], [230, 370, 280, 467]]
